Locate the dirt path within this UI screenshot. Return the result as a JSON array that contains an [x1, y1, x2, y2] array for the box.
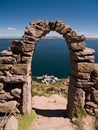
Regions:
[[28, 94, 76, 130], [28, 94, 95, 130]]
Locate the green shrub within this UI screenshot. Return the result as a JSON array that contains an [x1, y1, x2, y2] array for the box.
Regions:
[[95, 114, 98, 130], [72, 108, 87, 130], [72, 108, 87, 119], [16, 110, 36, 130]]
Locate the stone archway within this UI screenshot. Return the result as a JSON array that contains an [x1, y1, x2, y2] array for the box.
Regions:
[[0, 19, 98, 117]]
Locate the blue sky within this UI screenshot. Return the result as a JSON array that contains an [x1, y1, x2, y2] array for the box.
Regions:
[[0, 0, 98, 37]]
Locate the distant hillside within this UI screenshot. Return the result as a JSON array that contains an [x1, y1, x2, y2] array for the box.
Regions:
[[0, 36, 98, 40], [86, 37, 98, 40], [42, 36, 64, 39]]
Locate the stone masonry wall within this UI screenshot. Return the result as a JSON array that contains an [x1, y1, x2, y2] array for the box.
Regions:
[[0, 19, 98, 117]]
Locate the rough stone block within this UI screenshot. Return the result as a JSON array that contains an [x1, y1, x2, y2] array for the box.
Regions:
[[21, 56, 32, 63], [4, 115, 18, 130], [49, 21, 56, 31], [64, 33, 85, 43], [70, 50, 95, 62], [73, 47, 95, 56], [10, 64, 28, 75], [10, 40, 35, 52], [70, 76, 94, 88], [22, 35, 39, 44], [0, 75, 27, 83], [68, 42, 86, 51], [71, 62, 94, 73], [59, 24, 71, 35], [24, 26, 44, 38], [22, 76, 32, 114], [67, 84, 85, 116], [0, 64, 12, 71], [55, 19, 62, 31], [86, 102, 97, 109], [30, 20, 50, 32], [0, 92, 14, 100], [11, 88, 22, 98], [0, 101, 18, 113], [0, 57, 16, 64], [0, 71, 4, 76], [71, 70, 90, 80], [91, 90, 98, 104], [91, 64, 98, 77], [0, 50, 13, 56], [0, 83, 4, 90]]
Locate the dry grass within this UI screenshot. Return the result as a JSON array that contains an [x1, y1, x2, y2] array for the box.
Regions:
[[32, 77, 69, 97]]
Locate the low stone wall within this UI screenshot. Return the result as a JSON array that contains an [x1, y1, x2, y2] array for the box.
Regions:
[[0, 19, 98, 118]]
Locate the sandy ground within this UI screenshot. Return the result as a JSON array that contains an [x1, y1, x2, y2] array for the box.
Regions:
[[28, 94, 95, 130]]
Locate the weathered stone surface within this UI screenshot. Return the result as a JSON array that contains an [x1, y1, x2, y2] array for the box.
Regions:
[[0, 64, 12, 71], [0, 101, 18, 113], [94, 108, 98, 115], [71, 62, 94, 73], [74, 88, 85, 108], [0, 57, 16, 64], [59, 24, 71, 35], [70, 76, 94, 88], [4, 115, 18, 130], [22, 76, 32, 115], [0, 83, 3, 90], [64, 33, 85, 42], [86, 108, 94, 115], [75, 47, 95, 55], [91, 90, 98, 104], [5, 71, 12, 77], [71, 70, 90, 80], [0, 92, 14, 100], [70, 48, 95, 62], [30, 20, 50, 33], [22, 35, 39, 44], [0, 71, 4, 76], [68, 42, 86, 51], [86, 102, 97, 109], [21, 56, 32, 63], [10, 64, 28, 75], [0, 90, 5, 94], [0, 50, 13, 56], [48, 21, 55, 30], [91, 64, 98, 80], [10, 40, 35, 52], [24, 26, 44, 38], [0, 75, 27, 83], [55, 19, 62, 31], [67, 84, 85, 116], [11, 88, 21, 98]]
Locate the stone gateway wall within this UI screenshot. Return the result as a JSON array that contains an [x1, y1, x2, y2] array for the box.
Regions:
[[0, 19, 98, 117]]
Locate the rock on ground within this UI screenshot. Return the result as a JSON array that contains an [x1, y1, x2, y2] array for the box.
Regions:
[[4, 115, 18, 130]]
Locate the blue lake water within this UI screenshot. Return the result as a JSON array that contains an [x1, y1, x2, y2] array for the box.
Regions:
[[0, 38, 98, 78]]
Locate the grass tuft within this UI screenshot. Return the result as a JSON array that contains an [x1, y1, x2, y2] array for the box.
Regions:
[[72, 108, 87, 130], [16, 110, 36, 130], [95, 114, 98, 130]]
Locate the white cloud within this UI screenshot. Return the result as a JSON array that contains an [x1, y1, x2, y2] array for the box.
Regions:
[[6, 27, 16, 30], [79, 32, 98, 38]]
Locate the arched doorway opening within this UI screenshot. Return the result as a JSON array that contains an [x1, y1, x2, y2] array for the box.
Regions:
[[32, 31, 70, 78]]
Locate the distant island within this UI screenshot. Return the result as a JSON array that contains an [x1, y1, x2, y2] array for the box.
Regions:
[[0, 35, 98, 40]]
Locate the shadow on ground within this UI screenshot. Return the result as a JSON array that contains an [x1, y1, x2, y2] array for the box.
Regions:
[[32, 108, 68, 118]]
